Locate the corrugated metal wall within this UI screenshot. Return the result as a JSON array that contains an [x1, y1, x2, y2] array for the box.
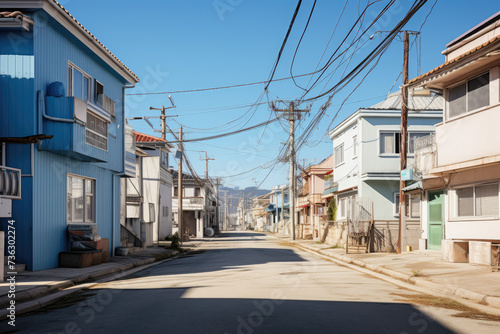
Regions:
[[1, 11, 129, 271]]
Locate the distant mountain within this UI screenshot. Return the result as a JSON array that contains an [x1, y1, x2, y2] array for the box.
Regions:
[[219, 186, 271, 214]]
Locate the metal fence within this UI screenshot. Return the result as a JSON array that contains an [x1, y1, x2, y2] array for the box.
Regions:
[[346, 197, 373, 253]]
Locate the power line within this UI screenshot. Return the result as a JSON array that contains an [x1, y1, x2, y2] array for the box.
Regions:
[[167, 118, 281, 143], [264, 0, 304, 91]]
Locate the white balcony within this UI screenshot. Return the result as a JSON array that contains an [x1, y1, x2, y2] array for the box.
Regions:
[[435, 105, 500, 170]]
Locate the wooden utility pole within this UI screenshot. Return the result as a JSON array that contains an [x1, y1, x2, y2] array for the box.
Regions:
[[213, 177, 223, 230], [272, 101, 310, 240], [150, 95, 175, 140], [178, 126, 187, 242], [200, 151, 215, 181], [398, 31, 409, 254]]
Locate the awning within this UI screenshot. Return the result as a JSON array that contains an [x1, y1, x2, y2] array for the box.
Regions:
[[264, 204, 276, 212], [299, 204, 309, 208], [322, 186, 338, 197], [402, 181, 423, 192], [325, 169, 333, 175]]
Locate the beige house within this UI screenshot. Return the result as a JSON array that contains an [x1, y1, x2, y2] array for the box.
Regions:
[[296, 155, 334, 240], [410, 11, 500, 267]]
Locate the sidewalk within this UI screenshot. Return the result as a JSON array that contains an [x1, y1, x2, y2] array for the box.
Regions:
[[270, 233, 500, 311], [0, 240, 204, 318]]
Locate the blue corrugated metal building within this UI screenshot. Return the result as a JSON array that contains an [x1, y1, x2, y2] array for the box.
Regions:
[[0, 0, 139, 271]]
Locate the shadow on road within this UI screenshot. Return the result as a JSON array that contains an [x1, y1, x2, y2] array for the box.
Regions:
[[4, 287, 455, 333]]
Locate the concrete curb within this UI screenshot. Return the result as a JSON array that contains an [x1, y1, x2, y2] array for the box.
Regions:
[[0, 250, 181, 318], [294, 242, 500, 311]]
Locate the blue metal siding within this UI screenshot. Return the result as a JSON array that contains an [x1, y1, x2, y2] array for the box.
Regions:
[[33, 15, 125, 173], [0, 12, 130, 271], [32, 150, 120, 270], [29, 14, 127, 270]]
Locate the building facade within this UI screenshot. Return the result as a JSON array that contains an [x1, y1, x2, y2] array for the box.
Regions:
[[411, 12, 500, 265], [172, 173, 217, 238], [0, 1, 139, 270], [330, 89, 442, 252]]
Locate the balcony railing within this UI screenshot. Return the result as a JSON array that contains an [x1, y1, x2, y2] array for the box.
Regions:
[[0, 166, 21, 199], [414, 133, 436, 151], [414, 134, 437, 175], [100, 94, 116, 117]]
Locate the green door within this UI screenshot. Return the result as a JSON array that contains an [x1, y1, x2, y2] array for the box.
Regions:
[[428, 191, 444, 250]]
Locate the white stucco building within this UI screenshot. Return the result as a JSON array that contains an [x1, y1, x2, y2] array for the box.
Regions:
[[330, 89, 443, 251], [411, 12, 500, 266], [122, 131, 173, 247]]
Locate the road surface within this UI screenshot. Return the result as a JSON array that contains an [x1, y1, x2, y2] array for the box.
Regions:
[[2, 231, 499, 333]]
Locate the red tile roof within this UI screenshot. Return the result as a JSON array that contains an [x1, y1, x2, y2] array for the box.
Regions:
[[51, 0, 139, 83], [133, 131, 166, 143], [409, 34, 500, 86]]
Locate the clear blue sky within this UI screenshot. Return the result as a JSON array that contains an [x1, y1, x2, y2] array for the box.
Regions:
[[62, 0, 499, 190]]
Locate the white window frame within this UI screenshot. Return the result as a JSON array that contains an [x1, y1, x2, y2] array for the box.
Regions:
[[86, 111, 108, 151], [393, 193, 421, 218], [67, 174, 96, 224], [450, 181, 500, 220], [334, 143, 344, 167], [380, 131, 400, 156], [160, 150, 169, 168], [352, 135, 357, 158], [68, 62, 91, 102], [446, 71, 490, 121]]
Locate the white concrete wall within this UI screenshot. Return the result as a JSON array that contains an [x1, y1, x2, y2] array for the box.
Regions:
[[445, 22, 500, 60], [332, 121, 360, 191], [436, 105, 500, 166], [142, 156, 160, 246]]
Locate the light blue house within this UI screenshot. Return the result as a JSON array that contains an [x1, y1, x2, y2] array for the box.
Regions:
[[0, 1, 139, 270], [329, 89, 442, 252]]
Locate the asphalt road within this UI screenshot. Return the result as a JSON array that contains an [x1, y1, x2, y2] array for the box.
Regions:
[[2, 231, 500, 334]]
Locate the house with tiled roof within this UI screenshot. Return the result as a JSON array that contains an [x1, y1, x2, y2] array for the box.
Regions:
[[122, 131, 174, 248], [410, 12, 500, 266], [329, 89, 443, 252], [0, 0, 139, 270]]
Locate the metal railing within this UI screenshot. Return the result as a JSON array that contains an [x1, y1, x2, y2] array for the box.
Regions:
[[0, 166, 21, 199], [414, 133, 436, 151]]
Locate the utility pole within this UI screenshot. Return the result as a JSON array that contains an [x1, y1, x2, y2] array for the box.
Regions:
[[398, 31, 409, 254], [200, 151, 215, 181], [213, 177, 223, 231], [178, 126, 187, 242], [242, 191, 246, 227], [272, 101, 309, 240], [149, 95, 176, 140]]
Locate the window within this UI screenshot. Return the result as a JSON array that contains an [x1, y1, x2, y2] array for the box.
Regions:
[[160, 150, 169, 167], [67, 175, 95, 223], [69, 64, 90, 102], [339, 198, 346, 218], [174, 186, 178, 197], [380, 132, 400, 154], [381, 132, 432, 155], [94, 80, 104, 106], [149, 203, 156, 222], [353, 135, 357, 158], [86, 112, 108, 150], [194, 187, 201, 197], [454, 182, 499, 218], [394, 193, 421, 218], [163, 206, 169, 217], [448, 72, 489, 119], [334, 143, 344, 166]]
